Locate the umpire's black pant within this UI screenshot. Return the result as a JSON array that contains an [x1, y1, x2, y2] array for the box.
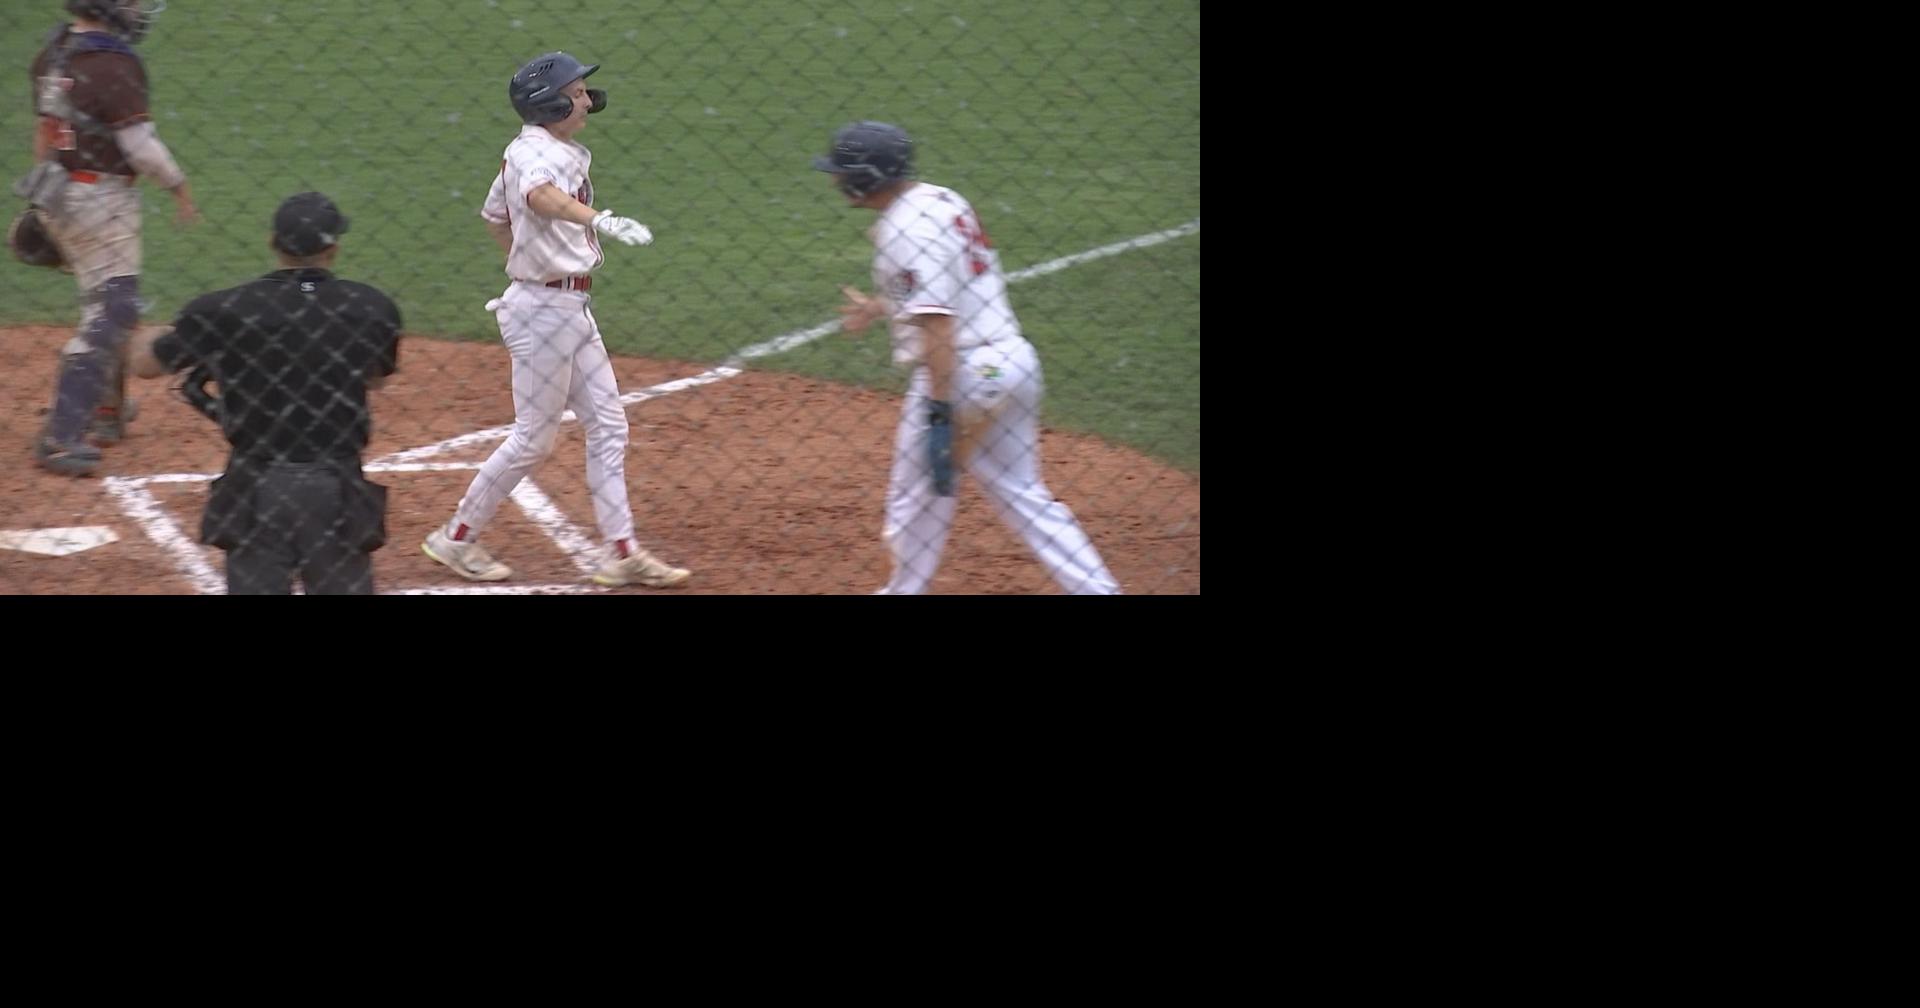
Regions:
[[224, 462, 374, 595]]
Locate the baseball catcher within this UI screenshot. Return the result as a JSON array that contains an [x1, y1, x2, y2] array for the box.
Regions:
[[26, 0, 200, 476]]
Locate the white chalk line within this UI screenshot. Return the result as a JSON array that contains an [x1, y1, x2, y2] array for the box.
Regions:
[[103, 476, 226, 596], [509, 479, 603, 576], [109, 219, 1200, 593], [104, 462, 608, 595]]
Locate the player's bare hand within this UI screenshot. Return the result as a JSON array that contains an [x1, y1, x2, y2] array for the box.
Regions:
[[172, 196, 201, 228], [839, 284, 884, 335], [127, 323, 176, 379]]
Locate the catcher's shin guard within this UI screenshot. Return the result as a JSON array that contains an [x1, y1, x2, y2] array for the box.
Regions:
[[90, 346, 133, 445], [43, 276, 140, 445], [43, 351, 111, 447]]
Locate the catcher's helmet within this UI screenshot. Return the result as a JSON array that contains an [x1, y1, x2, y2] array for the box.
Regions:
[[509, 51, 599, 125], [64, 0, 165, 44], [9, 209, 67, 270], [813, 120, 916, 198]]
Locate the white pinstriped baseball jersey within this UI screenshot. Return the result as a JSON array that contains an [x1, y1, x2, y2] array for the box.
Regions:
[[481, 123, 603, 282], [872, 182, 1022, 368]]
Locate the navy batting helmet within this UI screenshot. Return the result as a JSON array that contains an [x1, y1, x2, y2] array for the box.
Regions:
[[509, 51, 599, 125], [64, 0, 164, 44], [813, 121, 916, 198]]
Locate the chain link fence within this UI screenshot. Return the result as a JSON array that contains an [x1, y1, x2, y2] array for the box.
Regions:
[[1, 0, 1198, 594]]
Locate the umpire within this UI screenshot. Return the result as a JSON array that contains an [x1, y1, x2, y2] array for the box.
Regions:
[[130, 192, 401, 595]]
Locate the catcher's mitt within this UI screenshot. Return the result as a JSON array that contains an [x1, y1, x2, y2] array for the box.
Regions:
[[8, 209, 65, 270]]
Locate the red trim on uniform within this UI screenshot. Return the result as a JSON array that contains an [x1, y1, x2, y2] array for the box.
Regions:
[[614, 539, 631, 559], [453, 523, 471, 542]]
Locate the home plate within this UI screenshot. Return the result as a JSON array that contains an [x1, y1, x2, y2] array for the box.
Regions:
[[0, 527, 121, 557]]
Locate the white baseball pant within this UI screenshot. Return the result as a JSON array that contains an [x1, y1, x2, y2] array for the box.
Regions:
[[879, 337, 1121, 595], [450, 282, 636, 544]]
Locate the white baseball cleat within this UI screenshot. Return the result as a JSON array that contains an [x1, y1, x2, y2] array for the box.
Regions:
[[591, 546, 690, 588], [422, 528, 513, 582]]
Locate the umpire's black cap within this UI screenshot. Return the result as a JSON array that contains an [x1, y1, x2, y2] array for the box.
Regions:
[[272, 192, 350, 256]]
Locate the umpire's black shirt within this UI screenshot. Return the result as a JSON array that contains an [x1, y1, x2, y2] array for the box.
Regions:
[[152, 268, 400, 460]]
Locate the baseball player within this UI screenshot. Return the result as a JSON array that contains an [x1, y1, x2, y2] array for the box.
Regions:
[[24, 0, 199, 476], [816, 121, 1121, 595], [421, 50, 691, 589]]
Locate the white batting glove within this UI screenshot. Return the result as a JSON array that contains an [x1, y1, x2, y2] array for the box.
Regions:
[[591, 209, 653, 246]]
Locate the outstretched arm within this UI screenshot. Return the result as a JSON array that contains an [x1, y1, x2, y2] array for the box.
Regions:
[[527, 183, 652, 245], [527, 183, 596, 225]]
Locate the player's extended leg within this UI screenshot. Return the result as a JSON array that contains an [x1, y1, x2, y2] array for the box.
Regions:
[[448, 290, 581, 533], [568, 311, 636, 544], [571, 312, 691, 588], [962, 342, 1121, 595], [426, 289, 580, 581], [38, 275, 142, 475], [876, 371, 958, 595], [36, 185, 144, 476]]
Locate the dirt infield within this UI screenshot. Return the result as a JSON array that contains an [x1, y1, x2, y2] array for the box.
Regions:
[[1, 325, 1199, 594]]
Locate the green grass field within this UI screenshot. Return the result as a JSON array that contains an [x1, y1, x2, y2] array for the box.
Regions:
[[1, 1, 1199, 471]]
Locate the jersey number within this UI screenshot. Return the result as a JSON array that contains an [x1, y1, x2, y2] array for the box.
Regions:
[[953, 212, 994, 276]]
